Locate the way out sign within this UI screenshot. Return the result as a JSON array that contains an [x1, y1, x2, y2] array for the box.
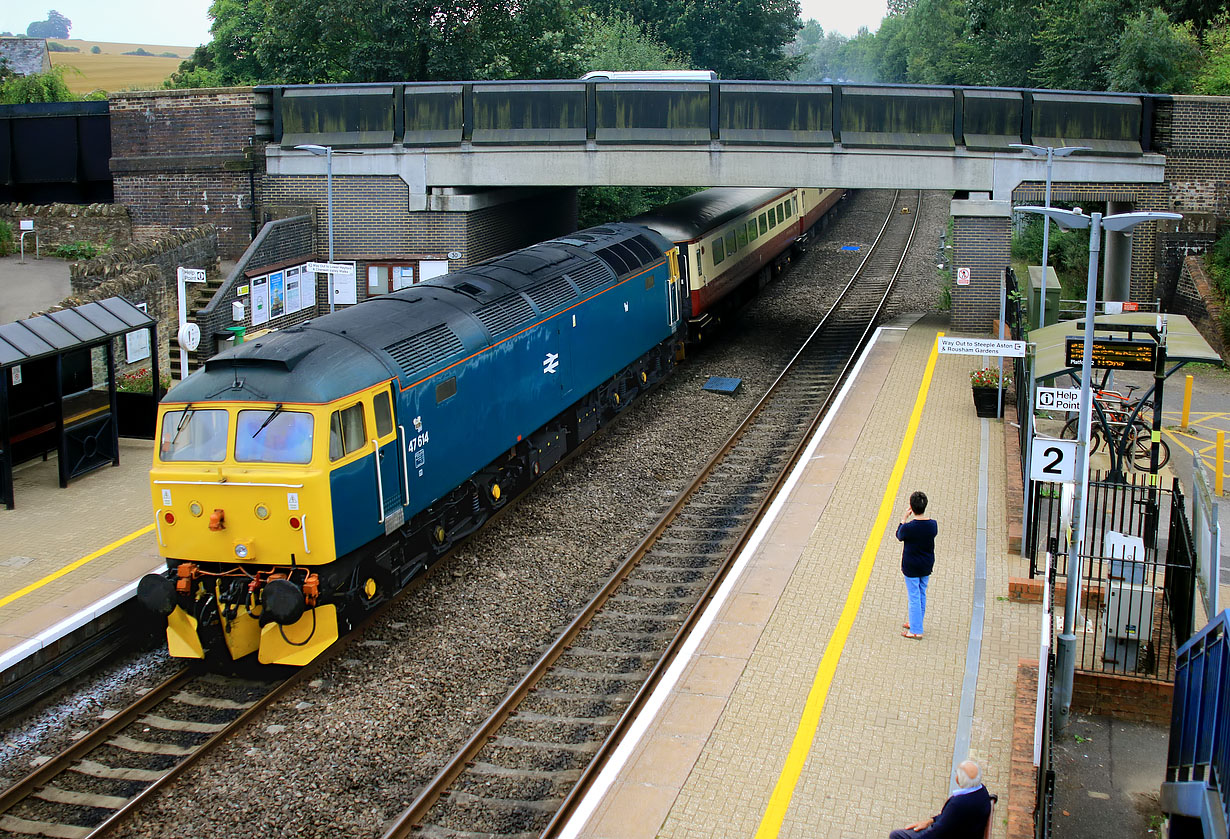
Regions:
[[1030, 436, 1078, 483], [938, 337, 1026, 357]]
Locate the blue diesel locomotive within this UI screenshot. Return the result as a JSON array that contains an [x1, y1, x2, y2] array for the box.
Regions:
[[139, 223, 682, 665]]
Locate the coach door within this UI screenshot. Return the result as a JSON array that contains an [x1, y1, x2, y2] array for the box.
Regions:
[[666, 247, 681, 328]]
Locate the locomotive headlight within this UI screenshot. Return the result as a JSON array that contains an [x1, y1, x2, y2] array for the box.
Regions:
[[234, 542, 251, 559], [189, 502, 203, 517], [254, 504, 270, 520]]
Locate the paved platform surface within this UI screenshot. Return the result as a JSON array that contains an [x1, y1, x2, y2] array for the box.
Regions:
[[568, 315, 1041, 839], [0, 440, 159, 659]]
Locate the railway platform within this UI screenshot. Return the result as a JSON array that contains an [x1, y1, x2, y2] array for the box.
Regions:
[[562, 314, 1043, 839], [0, 439, 158, 680]]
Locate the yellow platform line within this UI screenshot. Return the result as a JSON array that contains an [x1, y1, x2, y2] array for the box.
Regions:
[[0, 524, 155, 612], [754, 332, 942, 839]]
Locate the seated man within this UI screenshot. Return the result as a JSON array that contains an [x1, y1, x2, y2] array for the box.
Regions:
[[890, 759, 992, 838]]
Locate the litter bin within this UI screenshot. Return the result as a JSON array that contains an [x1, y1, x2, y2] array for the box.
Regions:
[[226, 326, 246, 346], [1027, 265, 1060, 330]]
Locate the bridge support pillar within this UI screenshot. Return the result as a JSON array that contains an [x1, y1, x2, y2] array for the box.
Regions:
[[950, 195, 1013, 333], [1102, 200, 1133, 302]]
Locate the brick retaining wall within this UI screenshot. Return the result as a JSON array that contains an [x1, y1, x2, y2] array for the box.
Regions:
[[1170, 254, 1227, 360]]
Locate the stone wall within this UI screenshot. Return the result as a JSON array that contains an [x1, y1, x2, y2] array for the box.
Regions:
[[0, 203, 131, 253], [1170, 255, 1227, 360], [64, 226, 221, 379], [109, 88, 260, 259]]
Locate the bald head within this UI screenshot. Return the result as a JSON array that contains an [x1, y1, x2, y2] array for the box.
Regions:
[[955, 760, 982, 789]]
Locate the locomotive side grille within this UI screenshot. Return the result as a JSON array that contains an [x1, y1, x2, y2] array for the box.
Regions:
[[567, 260, 615, 294], [473, 295, 535, 337], [384, 325, 465, 378], [525, 277, 578, 313]]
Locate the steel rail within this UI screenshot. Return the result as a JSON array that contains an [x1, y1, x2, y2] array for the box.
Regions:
[[381, 189, 922, 839]]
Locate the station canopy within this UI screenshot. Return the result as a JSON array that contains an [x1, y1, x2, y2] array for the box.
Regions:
[[0, 297, 154, 370], [1030, 313, 1223, 382]]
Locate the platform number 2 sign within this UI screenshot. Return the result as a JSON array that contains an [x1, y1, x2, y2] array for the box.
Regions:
[[1030, 437, 1078, 483]]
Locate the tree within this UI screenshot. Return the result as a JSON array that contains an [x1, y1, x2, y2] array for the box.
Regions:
[[26, 10, 71, 39], [1032, 0, 1145, 91], [577, 12, 688, 74], [668, 0, 802, 79], [1108, 8, 1199, 92]]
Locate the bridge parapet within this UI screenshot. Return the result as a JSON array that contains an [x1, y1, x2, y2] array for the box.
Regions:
[[255, 80, 1162, 157]]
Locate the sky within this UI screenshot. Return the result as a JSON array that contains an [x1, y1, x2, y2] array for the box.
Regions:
[[2, 0, 885, 50]]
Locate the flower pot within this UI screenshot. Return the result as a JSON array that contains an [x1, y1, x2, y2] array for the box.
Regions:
[[971, 386, 1002, 418]]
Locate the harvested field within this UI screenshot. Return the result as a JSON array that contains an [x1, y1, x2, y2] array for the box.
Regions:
[[45, 39, 194, 95]]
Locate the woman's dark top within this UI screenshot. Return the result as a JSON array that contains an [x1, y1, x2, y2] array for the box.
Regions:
[[896, 518, 938, 578]]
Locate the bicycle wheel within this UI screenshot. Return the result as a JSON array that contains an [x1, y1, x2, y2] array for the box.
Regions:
[[1062, 417, 1104, 455], [1128, 424, 1171, 470]]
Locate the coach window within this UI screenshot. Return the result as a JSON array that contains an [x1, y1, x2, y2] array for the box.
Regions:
[[373, 389, 394, 438], [329, 403, 367, 461], [759, 213, 768, 235], [724, 231, 736, 257], [777, 204, 785, 224], [747, 220, 757, 242], [712, 237, 725, 266], [735, 227, 747, 250]]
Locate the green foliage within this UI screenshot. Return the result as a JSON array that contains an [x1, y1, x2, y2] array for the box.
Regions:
[[1194, 18, 1230, 93], [1207, 228, 1230, 299], [47, 41, 79, 52], [90, 45, 100, 54], [577, 186, 699, 229], [0, 67, 75, 104], [1010, 215, 1091, 296], [1109, 8, 1200, 92], [51, 240, 103, 260], [938, 267, 953, 311], [0, 220, 13, 257], [123, 47, 155, 56]]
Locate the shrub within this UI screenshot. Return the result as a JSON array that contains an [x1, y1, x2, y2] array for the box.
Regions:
[[52, 240, 102, 260], [116, 367, 171, 394], [47, 41, 79, 52], [0, 219, 13, 256], [90, 45, 100, 54]]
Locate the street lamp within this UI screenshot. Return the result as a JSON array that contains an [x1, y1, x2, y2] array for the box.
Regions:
[[1009, 144, 1091, 329], [1017, 205, 1181, 732], [295, 143, 338, 313]]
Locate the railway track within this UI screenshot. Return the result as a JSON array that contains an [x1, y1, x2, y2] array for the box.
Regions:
[[383, 189, 924, 839], [0, 665, 295, 839]]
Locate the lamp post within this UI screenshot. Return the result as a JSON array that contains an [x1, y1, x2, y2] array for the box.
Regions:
[[1017, 206, 1181, 731], [295, 143, 337, 313], [1009, 144, 1091, 329]]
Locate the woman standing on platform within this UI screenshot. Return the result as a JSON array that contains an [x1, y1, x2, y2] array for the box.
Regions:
[[897, 490, 937, 639]]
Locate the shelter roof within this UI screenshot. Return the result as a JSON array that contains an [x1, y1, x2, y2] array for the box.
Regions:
[[0, 297, 155, 369], [1030, 313, 1222, 381]]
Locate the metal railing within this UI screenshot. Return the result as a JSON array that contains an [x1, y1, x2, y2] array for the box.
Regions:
[[1165, 609, 1230, 835], [1029, 473, 1196, 681]]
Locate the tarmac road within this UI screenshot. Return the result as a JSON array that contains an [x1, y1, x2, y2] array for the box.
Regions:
[[0, 252, 71, 324]]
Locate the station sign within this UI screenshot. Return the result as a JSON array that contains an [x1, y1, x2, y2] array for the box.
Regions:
[[1030, 436, 1078, 483], [1065, 337, 1155, 371], [307, 261, 357, 277], [177, 267, 206, 283], [1035, 387, 1081, 412], [938, 337, 1026, 357]]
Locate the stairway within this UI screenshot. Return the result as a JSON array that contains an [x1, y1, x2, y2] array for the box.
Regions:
[[170, 274, 224, 382]]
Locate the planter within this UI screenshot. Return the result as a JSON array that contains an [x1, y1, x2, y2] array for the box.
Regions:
[[971, 386, 1002, 418]]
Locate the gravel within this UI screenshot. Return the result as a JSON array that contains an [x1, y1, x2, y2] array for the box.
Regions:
[[4, 188, 952, 839]]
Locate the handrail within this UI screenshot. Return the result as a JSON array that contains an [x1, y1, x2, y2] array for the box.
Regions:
[[1166, 608, 1230, 832]]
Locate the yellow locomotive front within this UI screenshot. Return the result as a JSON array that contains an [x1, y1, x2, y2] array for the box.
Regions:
[[142, 401, 340, 665]]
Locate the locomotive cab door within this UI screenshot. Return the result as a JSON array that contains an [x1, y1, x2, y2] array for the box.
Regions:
[[372, 387, 405, 533]]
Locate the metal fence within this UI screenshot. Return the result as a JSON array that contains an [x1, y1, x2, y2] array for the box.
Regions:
[[1029, 472, 1196, 681]]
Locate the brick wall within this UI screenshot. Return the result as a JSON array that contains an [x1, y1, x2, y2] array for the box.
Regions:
[[952, 214, 1011, 331], [109, 88, 260, 259], [0, 203, 131, 252], [1070, 670, 1173, 725], [1163, 96, 1230, 220]]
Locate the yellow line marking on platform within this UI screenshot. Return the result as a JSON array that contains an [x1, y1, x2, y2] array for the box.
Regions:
[[0, 524, 155, 612], [754, 332, 942, 839]]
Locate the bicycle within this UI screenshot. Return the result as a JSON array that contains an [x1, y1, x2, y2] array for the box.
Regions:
[[1060, 411, 1170, 470]]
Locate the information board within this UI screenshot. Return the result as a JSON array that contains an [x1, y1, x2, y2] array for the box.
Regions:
[[1064, 337, 1155, 371]]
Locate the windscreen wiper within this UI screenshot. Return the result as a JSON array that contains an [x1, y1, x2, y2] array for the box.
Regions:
[[251, 403, 284, 438]]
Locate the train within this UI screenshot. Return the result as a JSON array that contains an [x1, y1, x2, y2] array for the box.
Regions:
[[137, 186, 844, 665]]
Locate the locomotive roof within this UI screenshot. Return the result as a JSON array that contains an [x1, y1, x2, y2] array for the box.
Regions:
[[629, 188, 792, 243], [162, 223, 670, 406]]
